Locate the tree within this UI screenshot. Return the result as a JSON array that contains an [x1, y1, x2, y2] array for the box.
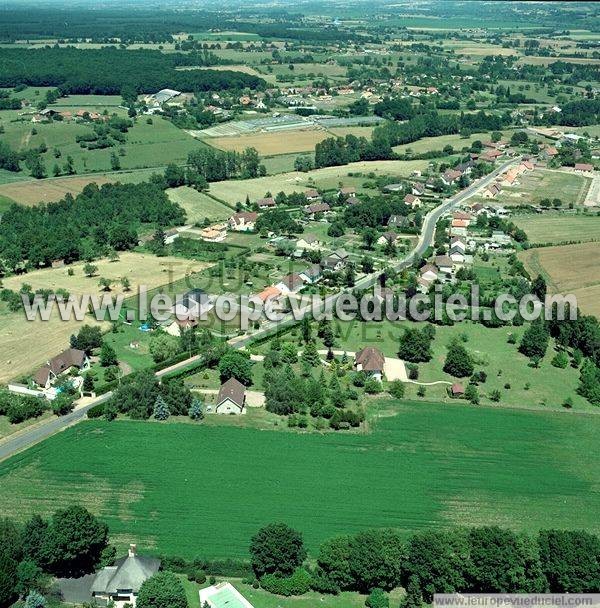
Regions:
[[362, 228, 378, 250], [301, 341, 321, 367], [110, 151, 120, 171], [22, 515, 48, 564], [100, 342, 118, 367], [70, 325, 103, 354], [83, 263, 97, 277], [98, 277, 112, 292], [388, 380, 405, 399], [443, 341, 474, 377], [137, 571, 188, 608], [0, 546, 18, 608], [149, 333, 179, 364], [465, 527, 546, 593], [188, 398, 204, 421], [153, 395, 170, 421], [218, 351, 253, 386], [348, 529, 404, 592], [519, 319, 549, 361], [316, 535, 354, 592], [24, 590, 46, 608], [250, 523, 306, 578], [121, 277, 131, 292], [531, 275, 547, 301], [38, 506, 109, 577], [366, 587, 389, 608], [400, 575, 423, 608], [398, 328, 433, 363], [281, 343, 298, 364], [465, 384, 479, 404]]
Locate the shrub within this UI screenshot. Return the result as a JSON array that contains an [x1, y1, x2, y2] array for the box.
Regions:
[[406, 363, 419, 380], [551, 351, 569, 369], [388, 380, 405, 399], [364, 378, 382, 394], [366, 588, 389, 608], [260, 568, 312, 596], [86, 403, 105, 419]]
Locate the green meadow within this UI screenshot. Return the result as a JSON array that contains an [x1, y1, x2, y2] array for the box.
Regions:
[[1, 401, 599, 559]]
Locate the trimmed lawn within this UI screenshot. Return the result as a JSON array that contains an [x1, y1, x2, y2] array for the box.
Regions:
[[1, 403, 600, 559]]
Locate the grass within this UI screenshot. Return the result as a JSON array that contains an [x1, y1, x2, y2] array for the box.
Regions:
[[0, 411, 54, 442], [166, 187, 233, 223], [519, 242, 600, 317], [208, 159, 430, 205], [513, 213, 600, 244], [1, 402, 600, 559]]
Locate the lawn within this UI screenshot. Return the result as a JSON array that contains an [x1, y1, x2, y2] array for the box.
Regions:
[[513, 213, 600, 244], [208, 159, 430, 205], [519, 242, 600, 317], [166, 186, 234, 223], [1, 402, 599, 559]]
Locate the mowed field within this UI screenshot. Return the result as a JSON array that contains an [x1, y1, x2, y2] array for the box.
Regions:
[[514, 213, 600, 244], [206, 129, 330, 155], [519, 242, 600, 317], [1, 403, 599, 558], [0, 168, 159, 206], [209, 159, 430, 204], [2, 252, 211, 298], [166, 186, 233, 223]]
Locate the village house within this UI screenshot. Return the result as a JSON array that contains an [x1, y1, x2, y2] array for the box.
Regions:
[[33, 348, 90, 390], [377, 231, 399, 247], [346, 195, 361, 206], [215, 378, 246, 414], [173, 288, 214, 320], [500, 169, 518, 187], [388, 214, 412, 230], [411, 183, 426, 196], [482, 183, 501, 199], [574, 163, 594, 173], [403, 194, 422, 208], [296, 233, 322, 251], [255, 286, 282, 305], [275, 273, 306, 294], [354, 346, 385, 382], [299, 264, 322, 284], [383, 183, 404, 193], [452, 211, 473, 227], [144, 89, 182, 106], [450, 383, 465, 398], [200, 225, 227, 242], [321, 255, 344, 272], [256, 197, 276, 209], [91, 544, 160, 608], [434, 255, 454, 275], [304, 202, 331, 218], [305, 188, 321, 201], [229, 212, 258, 232], [338, 186, 356, 197], [420, 263, 439, 283], [441, 169, 462, 186], [164, 317, 199, 338]]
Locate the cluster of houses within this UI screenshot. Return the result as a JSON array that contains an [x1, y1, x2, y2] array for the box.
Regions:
[[31, 108, 107, 123], [482, 159, 535, 198]]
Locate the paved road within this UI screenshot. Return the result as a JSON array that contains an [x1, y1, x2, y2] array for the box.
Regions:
[[0, 157, 518, 463]]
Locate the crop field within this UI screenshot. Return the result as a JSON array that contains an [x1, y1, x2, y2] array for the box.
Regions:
[[207, 129, 331, 155], [327, 126, 377, 138], [514, 213, 600, 244], [1, 403, 599, 558], [392, 131, 503, 155], [519, 242, 600, 317], [209, 159, 430, 204], [166, 187, 233, 223], [0, 168, 160, 205]]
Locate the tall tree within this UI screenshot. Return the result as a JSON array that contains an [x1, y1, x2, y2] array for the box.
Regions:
[[250, 523, 306, 578]]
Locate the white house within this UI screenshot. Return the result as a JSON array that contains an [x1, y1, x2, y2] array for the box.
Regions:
[[33, 348, 90, 389], [229, 212, 258, 232], [434, 255, 454, 275], [420, 263, 439, 283], [215, 378, 246, 415], [296, 234, 322, 251], [275, 273, 305, 294], [173, 289, 214, 319]]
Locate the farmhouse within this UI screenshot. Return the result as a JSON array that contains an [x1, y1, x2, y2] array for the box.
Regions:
[[451, 383, 465, 397], [304, 202, 331, 217], [338, 186, 356, 197], [574, 163, 594, 173], [434, 255, 454, 275], [483, 184, 501, 198], [200, 225, 227, 242], [404, 194, 422, 208], [256, 197, 276, 209], [216, 378, 246, 414], [411, 183, 426, 196], [354, 346, 385, 382], [305, 188, 321, 201], [33, 348, 90, 390], [256, 286, 281, 304], [452, 211, 473, 226], [377, 231, 399, 246], [229, 212, 258, 232], [163, 228, 180, 245], [441, 169, 462, 186], [199, 582, 255, 608], [420, 263, 439, 283], [91, 544, 160, 608]]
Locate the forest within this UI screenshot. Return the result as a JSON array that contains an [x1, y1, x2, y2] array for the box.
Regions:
[[0, 47, 266, 95], [0, 181, 186, 270]]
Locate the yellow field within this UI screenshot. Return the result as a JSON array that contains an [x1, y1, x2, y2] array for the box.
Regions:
[[3, 252, 212, 298], [519, 242, 600, 317], [207, 129, 330, 155], [208, 159, 430, 204], [327, 126, 376, 138]]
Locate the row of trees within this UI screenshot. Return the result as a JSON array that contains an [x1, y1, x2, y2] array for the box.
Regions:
[[0, 181, 186, 270], [249, 522, 600, 601], [186, 147, 264, 183]]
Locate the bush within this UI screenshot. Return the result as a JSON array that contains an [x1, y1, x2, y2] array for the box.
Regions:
[[551, 351, 569, 369], [260, 568, 312, 596], [364, 378, 382, 394], [5, 396, 47, 424], [406, 363, 419, 380], [86, 403, 105, 419], [388, 380, 405, 399], [366, 587, 389, 608]]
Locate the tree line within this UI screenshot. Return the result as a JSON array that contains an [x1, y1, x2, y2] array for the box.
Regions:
[[0, 47, 266, 95]]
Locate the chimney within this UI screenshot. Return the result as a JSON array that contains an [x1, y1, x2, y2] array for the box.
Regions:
[[128, 544, 137, 558]]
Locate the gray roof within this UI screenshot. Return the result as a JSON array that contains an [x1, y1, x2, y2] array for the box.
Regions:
[[92, 555, 160, 595]]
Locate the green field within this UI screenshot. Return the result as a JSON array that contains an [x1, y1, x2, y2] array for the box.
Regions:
[[1, 402, 599, 559], [514, 213, 600, 244], [166, 186, 234, 223]]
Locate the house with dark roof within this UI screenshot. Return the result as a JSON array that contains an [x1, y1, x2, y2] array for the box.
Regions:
[[256, 197, 276, 209], [441, 169, 462, 186], [173, 288, 214, 320], [216, 378, 246, 414], [354, 347, 385, 381], [305, 188, 320, 201], [299, 264, 322, 284], [304, 202, 331, 217], [275, 273, 306, 294], [338, 186, 356, 197], [91, 544, 160, 606], [33, 348, 90, 389], [229, 212, 258, 232]]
